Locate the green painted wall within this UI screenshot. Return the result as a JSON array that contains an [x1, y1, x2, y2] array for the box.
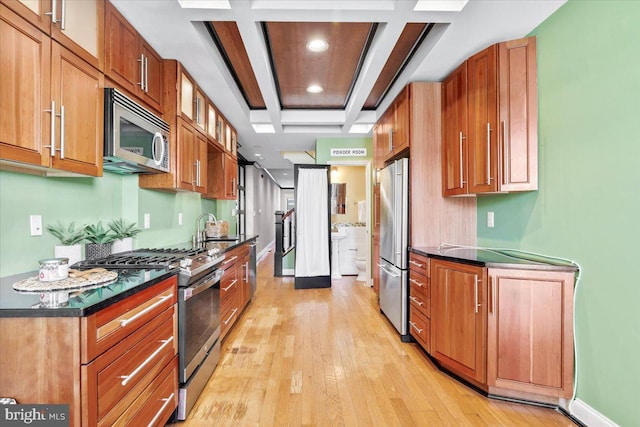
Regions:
[[0, 170, 216, 276], [315, 137, 373, 164], [477, 1, 640, 424]]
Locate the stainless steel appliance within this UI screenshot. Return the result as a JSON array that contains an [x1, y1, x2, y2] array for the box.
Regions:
[[73, 246, 225, 420], [103, 88, 170, 174], [378, 158, 411, 341]]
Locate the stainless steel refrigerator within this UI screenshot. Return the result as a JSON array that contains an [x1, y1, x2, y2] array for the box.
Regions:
[[378, 158, 411, 341]]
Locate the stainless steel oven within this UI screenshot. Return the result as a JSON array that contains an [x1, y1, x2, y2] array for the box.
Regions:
[[177, 268, 223, 420]]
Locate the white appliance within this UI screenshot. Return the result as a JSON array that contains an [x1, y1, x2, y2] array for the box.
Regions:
[[378, 158, 410, 341]]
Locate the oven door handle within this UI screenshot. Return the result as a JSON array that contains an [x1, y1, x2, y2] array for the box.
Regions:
[[184, 270, 223, 301]]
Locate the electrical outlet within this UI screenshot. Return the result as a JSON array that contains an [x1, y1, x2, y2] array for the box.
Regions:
[[178, 212, 183, 225], [30, 215, 43, 236], [144, 213, 151, 229], [487, 211, 495, 228]]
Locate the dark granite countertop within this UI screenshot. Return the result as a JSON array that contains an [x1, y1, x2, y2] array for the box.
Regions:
[[0, 268, 176, 318], [0, 235, 258, 318], [410, 245, 578, 272]]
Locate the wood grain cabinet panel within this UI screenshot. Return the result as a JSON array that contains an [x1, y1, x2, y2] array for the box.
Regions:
[[205, 146, 237, 201], [105, 1, 163, 114], [0, 6, 102, 177], [431, 259, 486, 386], [442, 36, 537, 196], [487, 268, 574, 400]]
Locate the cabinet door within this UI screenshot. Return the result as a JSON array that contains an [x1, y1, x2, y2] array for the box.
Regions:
[[207, 103, 223, 148], [51, 41, 102, 176], [392, 86, 410, 155], [194, 88, 206, 134], [195, 133, 207, 194], [498, 37, 538, 192], [487, 268, 574, 398], [468, 45, 498, 193], [0, 0, 51, 34], [0, 6, 51, 167], [431, 259, 486, 384], [179, 71, 194, 121], [224, 153, 238, 200], [141, 42, 163, 113], [177, 119, 195, 191], [442, 62, 468, 196], [230, 128, 237, 158], [50, 0, 102, 69], [105, 3, 140, 96]]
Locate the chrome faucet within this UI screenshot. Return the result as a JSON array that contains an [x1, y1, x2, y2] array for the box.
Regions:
[[194, 213, 217, 244]]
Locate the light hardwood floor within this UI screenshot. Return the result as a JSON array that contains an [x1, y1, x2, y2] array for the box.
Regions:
[[171, 251, 576, 426]]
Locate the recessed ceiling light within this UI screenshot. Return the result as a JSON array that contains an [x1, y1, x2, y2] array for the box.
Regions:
[[349, 124, 374, 134], [283, 173, 288, 176], [306, 85, 323, 94], [255, 153, 261, 157], [252, 124, 275, 133], [414, 0, 468, 12], [307, 39, 329, 52], [177, 0, 231, 9]]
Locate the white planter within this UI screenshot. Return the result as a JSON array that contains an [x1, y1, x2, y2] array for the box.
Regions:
[[54, 244, 82, 266], [112, 237, 133, 254]]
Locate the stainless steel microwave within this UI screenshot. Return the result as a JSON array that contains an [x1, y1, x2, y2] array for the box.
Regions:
[[103, 88, 169, 174]]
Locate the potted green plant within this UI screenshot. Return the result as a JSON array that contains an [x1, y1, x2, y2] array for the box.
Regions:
[[108, 218, 142, 253], [45, 221, 86, 265], [84, 221, 116, 260]]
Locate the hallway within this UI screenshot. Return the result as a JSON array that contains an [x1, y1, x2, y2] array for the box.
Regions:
[[173, 250, 576, 426]]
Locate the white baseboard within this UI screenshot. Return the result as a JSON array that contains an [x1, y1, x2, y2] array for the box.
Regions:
[[257, 240, 274, 264], [282, 268, 294, 276], [570, 399, 619, 427]]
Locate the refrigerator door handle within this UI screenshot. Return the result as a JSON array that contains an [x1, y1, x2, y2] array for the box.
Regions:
[[378, 263, 400, 278]]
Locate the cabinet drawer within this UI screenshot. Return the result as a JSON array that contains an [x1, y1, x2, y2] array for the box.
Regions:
[[409, 270, 430, 300], [220, 267, 239, 303], [87, 307, 176, 422], [220, 248, 243, 269], [111, 356, 178, 427], [409, 306, 431, 353], [408, 253, 429, 277], [82, 276, 177, 363], [409, 283, 430, 318], [220, 292, 240, 340]]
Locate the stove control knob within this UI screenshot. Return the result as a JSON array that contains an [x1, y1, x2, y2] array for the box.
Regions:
[[207, 248, 218, 258], [180, 258, 192, 269]]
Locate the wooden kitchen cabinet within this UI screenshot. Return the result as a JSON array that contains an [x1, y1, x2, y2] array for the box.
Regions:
[[0, 0, 104, 70], [178, 66, 207, 135], [205, 144, 237, 201], [431, 259, 487, 386], [487, 268, 575, 401], [176, 118, 207, 194], [1, 6, 103, 176], [408, 252, 430, 352], [207, 102, 224, 149], [442, 37, 537, 197], [105, 1, 163, 114], [0, 277, 178, 427], [219, 243, 252, 340]]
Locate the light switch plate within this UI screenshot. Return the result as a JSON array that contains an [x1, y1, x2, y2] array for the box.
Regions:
[[178, 212, 183, 225], [144, 213, 151, 229], [487, 211, 495, 228], [30, 215, 43, 236]]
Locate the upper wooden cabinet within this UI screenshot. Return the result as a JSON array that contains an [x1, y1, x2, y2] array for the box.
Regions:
[[176, 118, 206, 194], [0, 0, 104, 70], [205, 145, 237, 201], [442, 36, 537, 197], [105, 1, 163, 114], [0, 6, 103, 177], [374, 85, 411, 164]]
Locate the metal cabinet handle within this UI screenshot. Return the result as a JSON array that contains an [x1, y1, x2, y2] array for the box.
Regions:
[[144, 55, 149, 93], [222, 279, 237, 292], [60, 0, 66, 29], [223, 256, 238, 265], [489, 276, 495, 315], [409, 321, 423, 334], [197, 160, 201, 187], [59, 105, 65, 159], [502, 120, 509, 185], [409, 296, 424, 306], [244, 262, 249, 282], [474, 276, 481, 314], [409, 278, 424, 288], [487, 122, 492, 184], [223, 308, 238, 325], [45, 0, 58, 24], [459, 131, 466, 188], [137, 54, 145, 90], [148, 392, 175, 427], [45, 101, 56, 157], [120, 294, 172, 327], [119, 336, 173, 386], [388, 128, 393, 153], [378, 264, 400, 278], [408, 260, 424, 268]]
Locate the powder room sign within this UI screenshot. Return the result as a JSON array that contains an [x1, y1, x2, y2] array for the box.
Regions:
[[330, 148, 367, 157]]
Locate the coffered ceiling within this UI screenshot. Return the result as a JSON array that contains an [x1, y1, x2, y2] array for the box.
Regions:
[[110, 0, 566, 187]]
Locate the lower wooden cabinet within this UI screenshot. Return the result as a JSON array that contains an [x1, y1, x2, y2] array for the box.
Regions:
[[220, 243, 251, 340], [0, 276, 178, 427], [487, 268, 575, 401], [431, 259, 487, 387]]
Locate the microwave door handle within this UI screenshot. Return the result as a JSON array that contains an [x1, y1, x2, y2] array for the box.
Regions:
[[152, 132, 164, 165]]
